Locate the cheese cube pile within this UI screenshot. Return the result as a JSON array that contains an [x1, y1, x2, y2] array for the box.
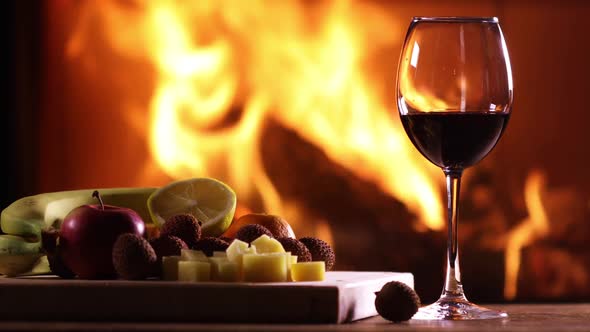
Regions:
[[161, 235, 326, 283]]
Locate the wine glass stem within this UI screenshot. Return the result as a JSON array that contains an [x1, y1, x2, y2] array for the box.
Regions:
[[442, 168, 467, 300]]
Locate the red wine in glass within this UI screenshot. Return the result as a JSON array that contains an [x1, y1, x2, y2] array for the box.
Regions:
[[401, 111, 510, 169]]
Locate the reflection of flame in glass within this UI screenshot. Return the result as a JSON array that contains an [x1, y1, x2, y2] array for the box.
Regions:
[[398, 40, 448, 114], [410, 41, 420, 68], [504, 170, 549, 300], [66, 0, 444, 231]]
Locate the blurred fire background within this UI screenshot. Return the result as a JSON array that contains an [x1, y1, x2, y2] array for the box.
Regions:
[[2, 0, 590, 303]]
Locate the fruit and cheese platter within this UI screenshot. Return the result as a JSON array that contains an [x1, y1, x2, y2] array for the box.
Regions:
[[0, 178, 419, 324]]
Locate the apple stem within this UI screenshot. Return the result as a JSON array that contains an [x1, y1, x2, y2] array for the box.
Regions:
[[92, 190, 105, 210]]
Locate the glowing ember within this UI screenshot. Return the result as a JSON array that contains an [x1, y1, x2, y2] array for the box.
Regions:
[[65, 0, 443, 232], [504, 170, 549, 300]]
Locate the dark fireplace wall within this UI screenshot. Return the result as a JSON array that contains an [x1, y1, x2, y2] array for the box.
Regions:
[[1, 0, 42, 209]]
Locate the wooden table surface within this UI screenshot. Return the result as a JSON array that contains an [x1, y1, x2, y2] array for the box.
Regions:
[[0, 304, 588, 331]]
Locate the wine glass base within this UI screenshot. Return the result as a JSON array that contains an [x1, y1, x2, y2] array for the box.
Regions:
[[412, 297, 508, 320]]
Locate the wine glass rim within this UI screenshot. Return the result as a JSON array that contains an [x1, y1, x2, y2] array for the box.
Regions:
[[412, 16, 499, 23]]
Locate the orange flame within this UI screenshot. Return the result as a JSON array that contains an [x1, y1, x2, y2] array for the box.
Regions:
[[504, 170, 549, 300], [66, 0, 443, 231]]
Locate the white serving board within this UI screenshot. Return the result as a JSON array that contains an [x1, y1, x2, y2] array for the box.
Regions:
[[0, 271, 413, 324]]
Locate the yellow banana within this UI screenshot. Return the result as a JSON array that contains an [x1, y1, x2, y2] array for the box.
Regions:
[[0, 187, 156, 276]]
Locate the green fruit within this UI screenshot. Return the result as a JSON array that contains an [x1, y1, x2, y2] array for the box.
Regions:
[[0, 187, 156, 276], [0, 235, 43, 277], [0, 235, 42, 255]]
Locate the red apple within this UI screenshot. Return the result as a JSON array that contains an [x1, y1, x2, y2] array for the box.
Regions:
[[59, 191, 145, 279]]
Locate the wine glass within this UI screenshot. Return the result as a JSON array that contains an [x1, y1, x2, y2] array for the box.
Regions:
[[397, 17, 513, 320]]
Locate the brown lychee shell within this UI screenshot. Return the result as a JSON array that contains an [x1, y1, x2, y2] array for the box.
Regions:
[[299, 237, 335, 271], [112, 233, 157, 280], [150, 235, 187, 260], [160, 214, 202, 248], [236, 224, 273, 243], [277, 237, 312, 262], [224, 213, 295, 239], [374, 281, 420, 322], [193, 237, 230, 256]]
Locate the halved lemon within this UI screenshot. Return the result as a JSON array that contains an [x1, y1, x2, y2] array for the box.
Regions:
[[148, 178, 237, 237]]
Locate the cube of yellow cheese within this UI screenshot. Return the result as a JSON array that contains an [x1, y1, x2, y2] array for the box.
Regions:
[[209, 257, 239, 282], [243, 253, 288, 282], [178, 261, 211, 282], [162, 256, 181, 281], [226, 239, 257, 280], [290, 261, 325, 282], [226, 239, 257, 263], [287, 254, 298, 281], [181, 249, 209, 262], [251, 235, 285, 254]]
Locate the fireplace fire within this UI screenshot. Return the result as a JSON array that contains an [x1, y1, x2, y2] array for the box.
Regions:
[[4, 0, 590, 303]]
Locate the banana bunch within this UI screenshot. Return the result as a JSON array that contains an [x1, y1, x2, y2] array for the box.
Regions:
[[0, 188, 156, 276]]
